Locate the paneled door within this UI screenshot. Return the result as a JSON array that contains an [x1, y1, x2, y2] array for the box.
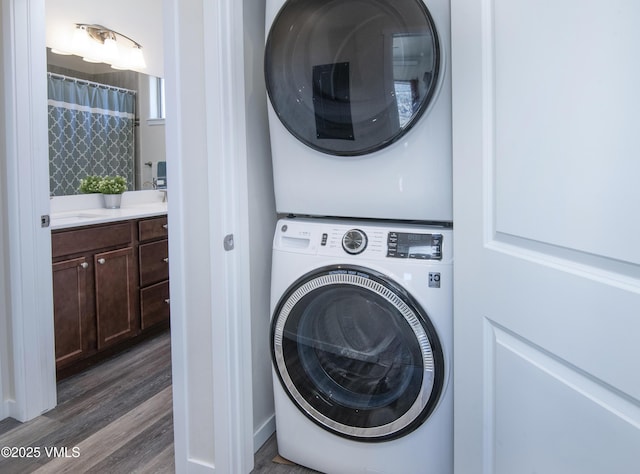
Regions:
[[451, 1, 640, 473]]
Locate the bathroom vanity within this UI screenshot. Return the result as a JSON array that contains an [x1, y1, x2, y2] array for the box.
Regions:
[[50, 191, 169, 378]]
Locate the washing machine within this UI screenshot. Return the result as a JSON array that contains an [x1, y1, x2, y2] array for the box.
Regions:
[[264, 0, 452, 222], [270, 217, 452, 473]]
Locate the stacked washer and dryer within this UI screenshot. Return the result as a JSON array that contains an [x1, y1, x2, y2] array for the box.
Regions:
[[264, 0, 453, 472]]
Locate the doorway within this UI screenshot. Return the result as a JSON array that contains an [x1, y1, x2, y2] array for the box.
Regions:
[[4, 0, 259, 471]]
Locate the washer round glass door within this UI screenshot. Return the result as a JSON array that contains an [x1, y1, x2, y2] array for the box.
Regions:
[[271, 266, 445, 441], [265, 0, 441, 156]]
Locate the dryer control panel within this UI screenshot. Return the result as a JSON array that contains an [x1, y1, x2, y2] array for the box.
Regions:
[[387, 232, 443, 260]]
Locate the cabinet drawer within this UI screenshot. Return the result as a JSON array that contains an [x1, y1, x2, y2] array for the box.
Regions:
[[52, 222, 132, 258], [139, 240, 169, 286], [141, 280, 170, 329], [138, 216, 168, 242]]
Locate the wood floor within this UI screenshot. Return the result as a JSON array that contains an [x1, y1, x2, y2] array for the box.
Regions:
[[0, 330, 318, 474], [0, 330, 174, 473], [252, 436, 320, 474]]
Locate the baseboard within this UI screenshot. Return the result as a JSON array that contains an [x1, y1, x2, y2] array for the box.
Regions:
[[1, 398, 16, 422], [253, 413, 276, 453], [0, 400, 7, 422], [183, 458, 215, 474]]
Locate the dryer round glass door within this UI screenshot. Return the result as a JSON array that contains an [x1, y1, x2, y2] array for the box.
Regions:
[[271, 265, 445, 441], [265, 0, 441, 156]]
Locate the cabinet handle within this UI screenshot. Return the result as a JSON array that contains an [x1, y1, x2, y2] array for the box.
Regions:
[[164, 298, 170, 304], [97, 258, 106, 265], [162, 224, 168, 229], [163, 257, 169, 263], [80, 262, 89, 269]]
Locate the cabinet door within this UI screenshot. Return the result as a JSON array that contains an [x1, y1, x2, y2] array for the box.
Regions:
[[52, 257, 89, 367], [95, 247, 137, 349]]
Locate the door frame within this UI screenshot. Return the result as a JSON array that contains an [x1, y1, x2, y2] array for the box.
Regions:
[[1, 0, 56, 421], [163, 0, 254, 471]]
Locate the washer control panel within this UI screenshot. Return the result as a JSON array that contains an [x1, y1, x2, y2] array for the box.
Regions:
[[321, 228, 442, 260], [276, 219, 450, 262], [387, 232, 443, 260]]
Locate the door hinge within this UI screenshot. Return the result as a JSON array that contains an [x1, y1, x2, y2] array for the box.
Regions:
[[41, 215, 50, 228]]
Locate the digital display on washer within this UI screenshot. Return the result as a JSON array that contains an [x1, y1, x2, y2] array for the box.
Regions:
[[387, 232, 443, 260]]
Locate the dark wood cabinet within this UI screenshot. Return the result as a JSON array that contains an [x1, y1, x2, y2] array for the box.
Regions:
[[139, 240, 169, 287], [141, 280, 170, 330], [95, 247, 137, 349], [138, 216, 170, 330], [52, 256, 89, 366], [138, 215, 168, 241], [51, 215, 169, 377]]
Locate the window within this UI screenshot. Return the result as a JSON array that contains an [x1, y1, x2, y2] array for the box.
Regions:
[[149, 76, 166, 121]]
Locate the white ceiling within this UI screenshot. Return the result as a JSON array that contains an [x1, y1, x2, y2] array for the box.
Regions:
[[45, 0, 164, 78]]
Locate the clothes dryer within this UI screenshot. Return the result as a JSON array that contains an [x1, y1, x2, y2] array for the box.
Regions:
[[265, 0, 452, 222], [270, 217, 453, 473]]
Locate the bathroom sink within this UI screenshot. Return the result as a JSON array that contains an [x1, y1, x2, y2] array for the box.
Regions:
[[51, 211, 105, 218], [50, 211, 107, 225]]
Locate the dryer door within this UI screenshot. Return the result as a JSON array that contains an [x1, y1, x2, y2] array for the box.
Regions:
[[271, 265, 445, 441], [265, 0, 441, 156]]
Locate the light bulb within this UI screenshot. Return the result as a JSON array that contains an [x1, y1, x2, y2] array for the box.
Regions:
[[72, 26, 91, 54], [129, 46, 147, 69], [103, 37, 119, 63]]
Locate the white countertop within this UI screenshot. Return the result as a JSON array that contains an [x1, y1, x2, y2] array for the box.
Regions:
[[50, 190, 168, 230]]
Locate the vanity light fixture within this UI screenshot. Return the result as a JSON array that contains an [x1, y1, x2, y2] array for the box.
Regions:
[[53, 23, 147, 71]]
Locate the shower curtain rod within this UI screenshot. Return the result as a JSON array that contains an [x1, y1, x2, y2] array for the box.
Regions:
[[47, 72, 137, 95]]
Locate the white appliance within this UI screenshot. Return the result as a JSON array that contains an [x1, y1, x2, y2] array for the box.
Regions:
[[270, 218, 453, 473], [264, 0, 452, 222]]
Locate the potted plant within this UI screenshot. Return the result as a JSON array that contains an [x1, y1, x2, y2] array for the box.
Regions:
[[98, 175, 128, 209], [78, 175, 103, 194]]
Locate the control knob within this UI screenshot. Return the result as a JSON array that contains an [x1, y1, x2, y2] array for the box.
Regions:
[[342, 229, 367, 255]]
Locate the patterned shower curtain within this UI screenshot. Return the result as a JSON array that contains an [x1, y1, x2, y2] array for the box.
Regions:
[[48, 74, 136, 196]]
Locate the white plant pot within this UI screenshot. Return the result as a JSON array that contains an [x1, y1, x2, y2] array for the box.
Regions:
[[103, 193, 122, 209]]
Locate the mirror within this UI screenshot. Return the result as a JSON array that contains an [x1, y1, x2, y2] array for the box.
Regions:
[[47, 49, 166, 196]]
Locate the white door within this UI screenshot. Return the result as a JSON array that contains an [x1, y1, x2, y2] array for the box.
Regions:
[[451, 1, 640, 473]]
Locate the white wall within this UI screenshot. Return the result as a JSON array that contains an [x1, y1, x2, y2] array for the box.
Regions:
[[243, 0, 277, 451]]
